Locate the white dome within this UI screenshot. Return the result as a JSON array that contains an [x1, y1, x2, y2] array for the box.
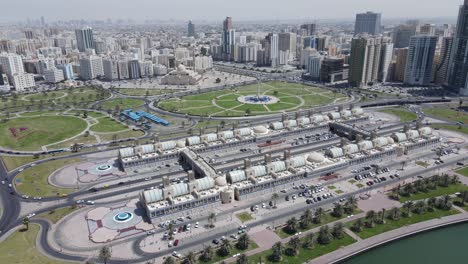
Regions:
[[176, 140, 186, 148], [307, 152, 325, 163], [177, 64, 186, 72], [215, 176, 227, 186], [253, 125, 268, 134]]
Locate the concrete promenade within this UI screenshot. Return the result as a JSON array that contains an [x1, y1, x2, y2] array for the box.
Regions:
[[311, 211, 468, 264]]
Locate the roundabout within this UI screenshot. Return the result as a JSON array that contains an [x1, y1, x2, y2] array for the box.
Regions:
[[157, 81, 348, 117]]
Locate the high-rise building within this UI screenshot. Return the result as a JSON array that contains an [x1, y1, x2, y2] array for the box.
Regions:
[[57, 64, 74, 80], [320, 57, 347, 83], [348, 37, 383, 87], [75, 27, 94, 52], [79, 55, 103, 80], [44, 68, 65, 83], [128, 60, 140, 79], [379, 38, 394, 82], [261, 33, 279, 67], [393, 48, 408, 82], [393, 25, 417, 48], [188, 20, 196, 37], [420, 24, 436, 35], [278, 32, 297, 60], [404, 35, 437, 86], [448, 0, 468, 95], [24, 30, 34, 39], [354, 12, 382, 36], [103, 59, 119, 80], [435, 37, 454, 84], [0, 52, 35, 90], [300, 24, 317, 36], [307, 55, 323, 80], [221, 17, 235, 61]]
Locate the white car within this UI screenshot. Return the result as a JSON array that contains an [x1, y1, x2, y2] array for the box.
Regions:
[[172, 251, 182, 258], [27, 213, 36, 218], [86, 200, 95, 205], [76, 200, 85, 204]]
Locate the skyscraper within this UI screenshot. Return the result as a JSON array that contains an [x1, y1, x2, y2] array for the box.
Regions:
[[300, 24, 317, 36], [261, 33, 279, 67], [393, 25, 417, 48], [278, 32, 297, 60], [393, 48, 409, 82], [354, 12, 382, 36], [188, 20, 196, 37], [404, 35, 437, 86], [379, 38, 394, 82], [448, 0, 468, 95], [435, 37, 454, 85], [348, 37, 382, 87], [221, 17, 235, 61], [75, 27, 94, 52]]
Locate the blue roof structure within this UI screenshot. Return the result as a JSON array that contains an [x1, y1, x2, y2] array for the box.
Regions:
[[121, 109, 141, 122], [135, 110, 169, 126]]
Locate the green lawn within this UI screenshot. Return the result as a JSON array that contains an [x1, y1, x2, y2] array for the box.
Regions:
[[275, 212, 347, 239], [456, 167, 468, 177], [19, 111, 63, 117], [15, 158, 82, 197], [248, 234, 355, 264], [348, 208, 460, 239], [431, 124, 468, 135], [0, 224, 70, 264], [236, 212, 254, 223], [199, 241, 258, 264], [116, 88, 177, 96], [157, 81, 341, 117], [424, 107, 468, 124], [90, 117, 128, 133], [100, 98, 144, 110], [399, 184, 468, 202], [98, 129, 145, 142], [416, 161, 430, 168], [0, 116, 87, 151], [1, 155, 38, 171], [380, 108, 417, 122], [24, 92, 67, 101], [38, 206, 80, 224]]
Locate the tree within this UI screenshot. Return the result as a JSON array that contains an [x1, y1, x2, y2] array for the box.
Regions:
[[167, 223, 174, 240], [388, 207, 401, 221], [218, 239, 232, 256], [236, 254, 248, 264], [351, 218, 364, 232], [271, 193, 279, 208], [236, 233, 250, 250], [313, 207, 324, 224], [332, 222, 344, 239], [270, 242, 283, 262], [183, 251, 196, 264], [365, 210, 377, 227], [22, 217, 30, 230], [287, 236, 301, 256], [208, 212, 217, 228], [285, 217, 298, 234], [200, 245, 213, 262], [413, 200, 427, 214], [300, 209, 313, 229], [163, 256, 176, 264], [98, 246, 112, 264], [71, 143, 80, 153], [215, 78, 221, 83], [317, 225, 333, 245], [332, 203, 344, 217], [344, 196, 358, 214], [302, 233, 315, 249], [245, 108, 251, 115], [403, 201, 414, 217]]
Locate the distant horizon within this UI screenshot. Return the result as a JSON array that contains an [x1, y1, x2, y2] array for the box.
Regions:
[[0, 0, 463, 23]]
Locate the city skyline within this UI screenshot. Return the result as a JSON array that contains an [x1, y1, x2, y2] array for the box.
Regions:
[[0, 0, 464, 23]]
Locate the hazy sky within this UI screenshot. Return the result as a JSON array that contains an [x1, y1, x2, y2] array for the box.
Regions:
[[1, 0, 463, 22]]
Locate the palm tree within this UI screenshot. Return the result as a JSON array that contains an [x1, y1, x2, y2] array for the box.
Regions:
[[236, 254, 248, 264], [300, 209, 313, 229], [332, 203, 344, 217], [318, 225, 333, 245], [351, 218, 364, 232], [302, 232, 315, 249], [271, 193, 279, 208], [460, 191, 468, 204], [218, 239, 232, 256], [98, 246, 112, 264], [365, 210, 377, 227], [208, 212, 217, 228], [414, 200, 427, 214], [270, 242, 283, 262], [378, 208, 386, 224], [167, 223, 174, 240], [287, 236, 301, 256], [183, 251, 196, 264], [236, 233, 250, 250], [22, 217, 30, 230], [200, 245, 213, 262], [344, 196, 358, 214], [389, 207, 401, 221], [332, 222, 344, 239], [314, 207, 324, 224], [403, 201, 414, 217], [285, 217, 298, 234]]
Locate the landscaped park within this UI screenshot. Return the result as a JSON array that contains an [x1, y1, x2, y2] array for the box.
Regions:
[[157, 81, 347, 117]]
